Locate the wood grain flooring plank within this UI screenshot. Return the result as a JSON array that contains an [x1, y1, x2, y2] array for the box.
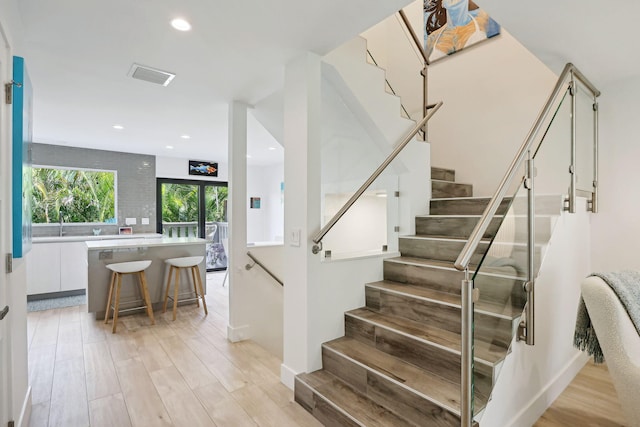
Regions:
[[193, 382, 257, 427], [137, 341, 174, 373], [115, 357, 173, 427], [159, 335, 217, 389], [183, 336, 249, 392], [84, 340, 121, 401], [232, 383, 302, 427], [55, 320, 83, 362], [89, 393, 133, 427], [28, 344, 56, 405], [49, 356, 89, 427], [150, 366, 216, 427]]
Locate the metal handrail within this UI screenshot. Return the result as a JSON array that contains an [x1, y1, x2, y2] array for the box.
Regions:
[[246, 251, 283, 286], [311, 101, 443, 253], [454, 63, 599, 271], [397, 9, 430, 66]]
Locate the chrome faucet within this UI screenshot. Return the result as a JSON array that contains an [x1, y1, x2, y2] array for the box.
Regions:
[[59, 215, 64, 237]]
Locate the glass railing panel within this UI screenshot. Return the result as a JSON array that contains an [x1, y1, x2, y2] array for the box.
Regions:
[[470, 88, 571, 420], [575, 83, 595, 197], [320, 76, 411, 259]]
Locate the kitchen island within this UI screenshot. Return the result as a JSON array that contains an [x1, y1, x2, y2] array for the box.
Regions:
[[86, 237, 207, 319]]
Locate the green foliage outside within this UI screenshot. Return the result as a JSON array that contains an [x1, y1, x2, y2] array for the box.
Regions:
[[31, 167, 116, 224], [161, 183, 227, 223]]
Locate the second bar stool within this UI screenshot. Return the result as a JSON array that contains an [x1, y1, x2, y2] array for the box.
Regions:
[[104, 260, 155, 333], [163, 256, 208, 320]]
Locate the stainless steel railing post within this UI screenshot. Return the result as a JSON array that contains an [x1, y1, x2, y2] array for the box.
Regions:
[[461, 268, 474, 427], [592, 98, 599, 213], [568, 73, 577, 214]]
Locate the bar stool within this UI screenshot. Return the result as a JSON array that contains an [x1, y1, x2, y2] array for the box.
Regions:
[[104, 260, 155, 333], [163, 256, 208, 320]]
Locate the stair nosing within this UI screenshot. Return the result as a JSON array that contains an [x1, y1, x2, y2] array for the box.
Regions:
[[400, 235, 491, 243], [322, 341, 461, 417], [296, 374, 367, 427], [346, 309, 500, 368]]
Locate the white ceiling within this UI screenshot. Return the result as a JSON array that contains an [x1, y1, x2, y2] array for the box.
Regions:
[[14, 0, 411, 165], [479, 0, 640, 90]]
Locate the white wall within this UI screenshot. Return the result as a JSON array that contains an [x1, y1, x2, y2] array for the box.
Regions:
[[247, 163, 284, 243], [239, 245, 284, 358], [481, 204, 591, 427], [428, 31, 557, 197], [156, 155, 229, 182], [591, 75, 640, 272], [0, 2, 30, 425]]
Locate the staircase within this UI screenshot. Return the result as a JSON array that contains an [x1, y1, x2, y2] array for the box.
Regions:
[[294, 167, 555, 426]]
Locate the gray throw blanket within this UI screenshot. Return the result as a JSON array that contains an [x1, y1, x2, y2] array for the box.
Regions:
[[574, 270, 640, 363]]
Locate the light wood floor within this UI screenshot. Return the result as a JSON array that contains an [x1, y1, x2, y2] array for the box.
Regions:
[[26, 271, 627, 427], [534, 361, 627, 427], [26, 272, 322, 427]]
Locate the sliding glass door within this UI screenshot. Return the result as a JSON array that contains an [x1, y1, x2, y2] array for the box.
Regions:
[[157, 178, 228, 271]]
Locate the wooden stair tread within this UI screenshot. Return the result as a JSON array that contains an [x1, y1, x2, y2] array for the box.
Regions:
[[325, 336, 488, 414], [346, 307, 505, 366], [367, 280, 522, 320], [297, 371, 415, 427]]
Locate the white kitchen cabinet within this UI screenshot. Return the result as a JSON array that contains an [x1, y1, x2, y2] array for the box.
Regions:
[[27, 243, 62, 295], [27, 241, 88, 295], [60, 242, 88, 291]]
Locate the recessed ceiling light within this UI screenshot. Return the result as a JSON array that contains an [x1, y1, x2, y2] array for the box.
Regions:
[[166, 145, 174, 150], [268, 147, 276, 151], [113, 124, 124, 130], [180, 135, 191, 140], [171, 18, 191, 31]]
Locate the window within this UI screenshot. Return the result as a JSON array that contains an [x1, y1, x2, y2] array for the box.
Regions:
[[31, 166, 117, 224]]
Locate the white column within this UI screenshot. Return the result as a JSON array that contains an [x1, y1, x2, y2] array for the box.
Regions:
[[281, 52, 323, 388], [227, 101, 251, 342]]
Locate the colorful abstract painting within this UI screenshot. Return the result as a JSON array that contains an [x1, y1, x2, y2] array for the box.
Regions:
[[424, 0, 500, 62]]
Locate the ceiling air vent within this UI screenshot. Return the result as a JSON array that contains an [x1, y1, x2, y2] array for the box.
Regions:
[[127, 63, 175, 86]]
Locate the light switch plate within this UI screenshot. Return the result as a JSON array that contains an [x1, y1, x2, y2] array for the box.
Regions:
[[125, 217, 137, 225], [290, 228, 301, 247], [141, 218, 150, 225]]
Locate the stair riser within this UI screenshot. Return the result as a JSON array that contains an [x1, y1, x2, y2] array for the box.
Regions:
[[366, 287, 513, 350], [399, 237, 487, 264], [346, 313, 459, 383], [322, 346, 461, 426], [430, 198, 512, 215], [430, 195, 562, 216], [383, 259, 527, 308], [294, 378, 362, 427], [416, 216, 501, 239], [432, 181, 473, 198], [431, 167, 455, 182], [345, 315, 495, 394], [383, 260, 464, 294]]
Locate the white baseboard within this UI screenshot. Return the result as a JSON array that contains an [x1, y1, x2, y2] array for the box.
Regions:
[[17, 386, 32, 427], [227, 324, 250, 342], [281, 363, 298, 390], [506, 353, 588, 427]]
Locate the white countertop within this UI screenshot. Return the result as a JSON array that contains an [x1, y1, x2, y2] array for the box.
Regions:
[[86, 237, 206, 250], [33, 233, 163, 244]]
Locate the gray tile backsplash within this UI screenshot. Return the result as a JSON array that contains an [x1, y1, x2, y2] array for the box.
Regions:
[[32, 143, 156, 237]]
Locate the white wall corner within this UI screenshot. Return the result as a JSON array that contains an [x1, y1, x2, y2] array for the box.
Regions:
[[227, 324, 251, 343], [280, 363, 299, 390]]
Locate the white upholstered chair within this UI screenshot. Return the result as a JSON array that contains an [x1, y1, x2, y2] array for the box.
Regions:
[[581, 276, 640, 427]]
